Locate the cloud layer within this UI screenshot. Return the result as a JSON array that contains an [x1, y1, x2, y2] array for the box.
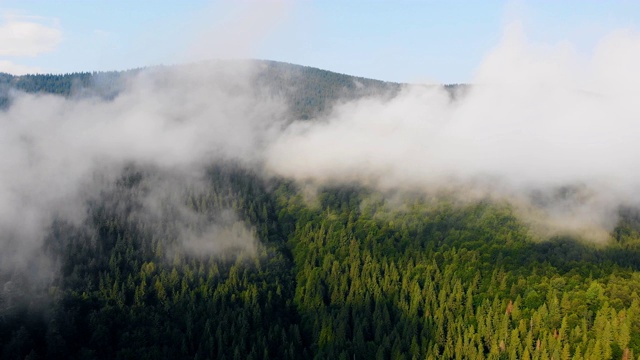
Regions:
[[1, 23, 640, 276], [266, 27, 640, 240], [0, 61, 283, 271]]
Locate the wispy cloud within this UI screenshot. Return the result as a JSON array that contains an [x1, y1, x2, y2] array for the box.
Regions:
[[0, 59, 42, 74], [0, 12, 62, 57]]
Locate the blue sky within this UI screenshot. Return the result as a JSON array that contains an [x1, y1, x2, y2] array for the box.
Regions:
[[0, 1, 638, 83]]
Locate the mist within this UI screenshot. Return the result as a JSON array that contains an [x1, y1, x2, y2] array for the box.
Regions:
[[0, 61, 283, 277], [266, 26, 640, 241], [1, 23, 639, 283]]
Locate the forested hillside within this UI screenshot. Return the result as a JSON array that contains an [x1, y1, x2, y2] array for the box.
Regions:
[[0, 162, 639, 359], [0, 63, 639, 360], [254, 60, 401, 119], [0, 60, 401, 119]]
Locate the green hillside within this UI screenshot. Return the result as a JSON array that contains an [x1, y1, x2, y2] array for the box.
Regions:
[[0, 63, 638, 360], [0, 60, 402, 120]]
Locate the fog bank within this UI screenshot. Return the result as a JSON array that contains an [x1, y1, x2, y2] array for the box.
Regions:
[[0, 61, 282, 274], [266, 27, 640, 241]]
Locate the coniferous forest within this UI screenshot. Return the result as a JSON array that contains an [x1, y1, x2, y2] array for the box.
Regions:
[[1, 63, 639, 359]]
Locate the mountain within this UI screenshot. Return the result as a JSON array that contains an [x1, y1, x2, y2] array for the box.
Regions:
[[0, 61, 638, 360], [0, 60, 403, 120]]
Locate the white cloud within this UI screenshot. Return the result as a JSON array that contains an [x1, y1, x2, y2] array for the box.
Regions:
[[0, 61, 284, 270], [0, 14, 62, 57], [0, 59, 42, 74], [184, 1, 292, 61], [265, 26, 640, 241]]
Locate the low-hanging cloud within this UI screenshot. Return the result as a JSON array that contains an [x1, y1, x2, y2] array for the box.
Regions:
[[266, 26, 640, 241], [0, 61, 284, 275], [1, 21, 640, 283]]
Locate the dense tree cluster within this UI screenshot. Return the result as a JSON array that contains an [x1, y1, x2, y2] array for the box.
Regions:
[[0, 71, 130, 108], [1, 162, 640, 359]]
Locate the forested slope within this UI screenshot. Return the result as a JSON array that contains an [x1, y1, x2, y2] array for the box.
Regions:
[[1, 163, 640, 359], [0, 62, 638, 359], [0, 60, 401, 119]]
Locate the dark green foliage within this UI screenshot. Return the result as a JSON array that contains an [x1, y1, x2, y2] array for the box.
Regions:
[[3, 166, 640, 359], [0, 70, 131, 107]]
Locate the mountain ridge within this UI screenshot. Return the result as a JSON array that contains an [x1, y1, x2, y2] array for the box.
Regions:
[[0, 60, 399, 115], [0, 60, 466, 119]]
